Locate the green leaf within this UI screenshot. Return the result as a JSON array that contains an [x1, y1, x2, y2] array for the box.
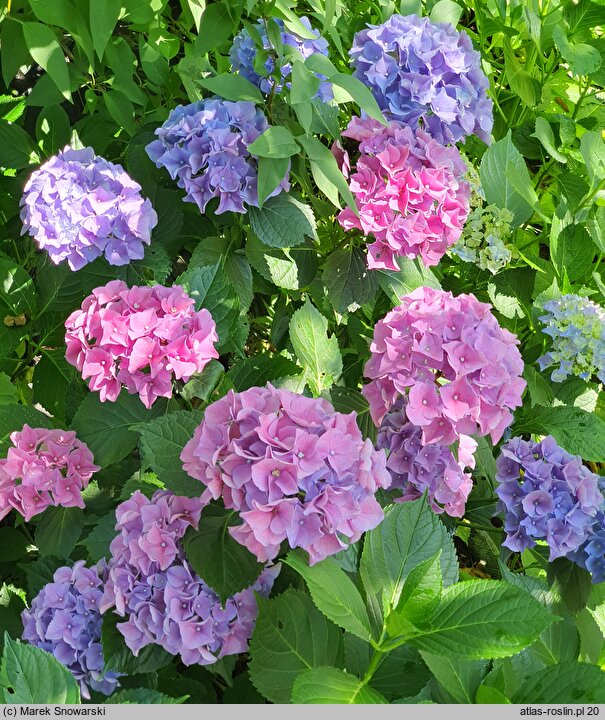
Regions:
[[0, 405, 53, 456], [284, 551, 374, 642], [289, 300, 342, 396], [183, 506, 264, 603], [194, 3, 234, 54], [360, 499, 458, 614], [553, 26, 602, 76], [0, 586, 26, 653], [329, 386, 376, 442], [103, 90, 135, 135], [532, 117, 567, 163], [323, 245, 378, 313], [523, 366, 554, 408], [20, 556, 62, 599], [292, 667, 387, 704], [0, 258, 36, 317], [290, 60, 320, 104], [430, 0, 463, 25], [512, 663, 605, 703], [138, 410, 204, 497], [246, 237, 318, 290], [71, 392, 164, 467], [406, 580, 556, 659], [249, 193, 316, 249], [34, 507, 84, 559], [550, 223, 595, 282], [199, 74, 262, 103], [35, 105, 71, 157], [421, 653, 488, 704], [297, 135, 357, 211], [480, 131, 533, 226], [513, 404, 605, 461], [503, 38, 540, 107], [0, 528, 28, 562], [32, 349, 75, 419], [0, 373, 17, 406], [580, 131, 605, 186], [228, 354, 301, 391], [248, 126, 299, 159], [248, 589, 342, 703], [1, 634, 80, 704], [90, 0, 121, 59], [180, 359, 226, 402], [109, 689, 186, 704], [0, 120, 40, 169], [376, 256, 441, 305], [329, 73, 387, 126], [257, 156, 291, 206], [101, 613, 172, 675], [82, 511, 116, 564], [22, 23, 71, 101]]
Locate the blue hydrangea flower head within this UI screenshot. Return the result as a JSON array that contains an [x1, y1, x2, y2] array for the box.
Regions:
[[538, 294, 605, 384], [146, 97, 290, 214], [349, 13, 493, 144], [569, 511, 605, 584], [230, 17, 333, 101]]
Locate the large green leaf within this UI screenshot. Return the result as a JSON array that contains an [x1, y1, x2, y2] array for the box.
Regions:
[[323, 245, 378, 313], [101, 613, 172, 675], [0, 634, 80, 704], [22, 23, 71, 101], [109, 689, 186, 704], [512, 663, 605, 703], [193, 2, 234, 53], [246, 237, 318, 290], [247, 126, 300, 159], [228, 354, 301, 391], [291, 667, 387, 704], [420, 653, 489, 703], [0, 258, 36, 317], [0, 120, 39, 169], [198, 74, 262, 103], [249, 193, 316, 249], [90, 0, 121, 59], [82, 511, 117, 564], [0, 405, 52, 456], [248, 589, 342, 703], [376, 256, 441, 305], [34, 507, 84, 559]]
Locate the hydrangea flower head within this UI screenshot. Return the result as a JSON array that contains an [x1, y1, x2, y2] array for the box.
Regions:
[[22, 561, 120, 699], [377, 398, 476, 517], [570, 511, 605, 584], [20, 147, 157, 271], [538, 294, 605, 384], [64, 280, 219, 409], [496, 436, 604, 561], [0, 425, 99, 522], [230, 17, 332, 101], [335, 116, 470, 269], [363, 286, 525, 444], [181, 384, 391, 564], [146, 98, 289, 214], [100, 491, 278, 666], [350, 13, 493, 144]]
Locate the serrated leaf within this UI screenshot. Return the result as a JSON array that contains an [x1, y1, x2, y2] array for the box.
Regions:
[[109, 688, 186, 704], [376, 256, 441, 305], [228, 354, 301, 391], [323, 245, 378, 313], [291, 667, 387, 704], [246, 237, 318, 290], [101, 613, 172, 675], [249, 193, 316, 249], [34, 507, 84, 559], [421, 653, 489, 704], [512, 663, 605, 703]]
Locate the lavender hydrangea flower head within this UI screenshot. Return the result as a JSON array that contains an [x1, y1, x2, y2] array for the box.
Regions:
[[377, 398, 476, 517], [100, 491, 279, 665], [363, 287, 526, 444], [146, 98, 290, 214], [350, 14, 493, 144], [22, 561, 120, 699], [496, 436, 604, 561], [230, 17, 333, 102], [538, 294, 605, 384], [570, 511, 605, 584], [181, 384, 391, 565], [20, 147, 157, 271]]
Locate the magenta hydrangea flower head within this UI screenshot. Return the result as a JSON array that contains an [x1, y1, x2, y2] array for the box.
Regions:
[[377, 398, 476, 517], [100, 491, 279, 666], [496, 436, 604, 562], [64, 280, 219, 409], [363, 287, 526, 445], [349, 14, 493, 144], [146, 98, 290, 214], [180, 384, 391, 565], [22, 560, 120, 699], [0, 425, 99, 522], [20, 147, 157, 271], [334, 117, 470, 270]]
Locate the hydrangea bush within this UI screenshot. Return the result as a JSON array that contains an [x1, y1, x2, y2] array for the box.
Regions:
[[1, 0, 605, 706]]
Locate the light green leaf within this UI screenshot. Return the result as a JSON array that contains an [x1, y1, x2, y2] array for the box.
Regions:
[[249, 193, 316, 248], [329, 73, 387, 125], [421, 654, 489, 704], [292, 667, 387, 704], [512, 663, 605, 703], [297, 135, 357, 211], [194, 3, 234, 54], [580, 131, 605, 186], [532, 117, 567, 163], [553, 26, 602, 76], [90, 0, 121, 59], [376, 256, 441, 305], [103, 90, 135, 135], [246, 237, 318, 290], [22, 23, 71, 101], [109, 689, 186, 704], [430, 0, 463, 25], [257, 156, 291, 205], [198, 74, 262, 103], [248, 126, 299, 159]]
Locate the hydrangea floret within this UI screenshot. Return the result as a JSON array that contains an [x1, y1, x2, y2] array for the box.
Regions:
[[349, 13, 493, 144], [181, 384, 391, 565], [146, 98, 289, 215], [100, 491, 279, 665], [363, 286, 526, 444], [0, 425, 99, 522], [20, 147, 157, 271], [537, 294, 605, 384], [377, 398, 476, 517], [22, 561, 120, 698], [230, 17, 332, 101], [335, 116, 470, 269], [570, 510, 605, 584], [496, 436, 604, 564], [64, 280, 218, 409]]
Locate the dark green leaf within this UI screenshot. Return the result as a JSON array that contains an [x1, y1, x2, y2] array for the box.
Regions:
[[35, 507, 84, 559], [22, 23, 71, 101], [512, 663, 605, 703], [249, 193, 316, 248], [323, 245, 378, 313], [194, 3, 234, 54]]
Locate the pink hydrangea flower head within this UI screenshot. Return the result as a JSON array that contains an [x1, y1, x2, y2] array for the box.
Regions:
[[377, 398, 476, 517], [64, 281, 219, 409], [363, 287, 526, 444], [100, 490, 278, 666], [335, 117, 470, 270], [181, 384, 391, 565], [0, 425, 99, 522]]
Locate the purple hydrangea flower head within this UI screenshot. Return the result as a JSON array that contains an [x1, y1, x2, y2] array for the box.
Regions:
[[334, 116, 470, 269], [538, 294, 605, 384], [377, 398, 476, 517], [20, 147, 157, 271], [64, 280, 219, 409], [181, 384, 391, 565], [21, 560, 120, 699], [496, 436, 604, 561], [100, 491, 278, 665], [230, 16, 333, 101], [146, 98, 289, 214], [570, 511, 605, 584], [363, 287, 526, 444], [0, 425, 99, 522], [349, 14, 493, 144]]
